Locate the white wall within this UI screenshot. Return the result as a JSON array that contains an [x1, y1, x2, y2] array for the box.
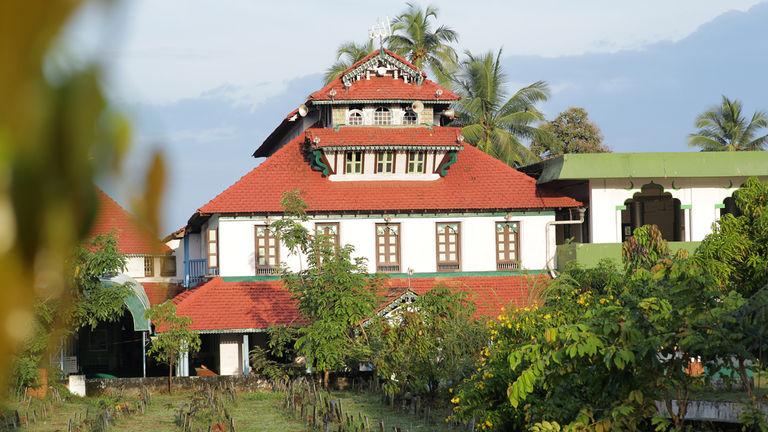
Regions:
[[217, 213, 555, 276], [588, 177, 754, 243], [123, 256, 180, 283], [325, 150, 445, 181], [218, 334, 242, 376]]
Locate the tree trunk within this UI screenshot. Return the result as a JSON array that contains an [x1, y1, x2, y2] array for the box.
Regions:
[[168, 361, 173, 394], [737, 357, 754, 398], [323, 370, 330, 389]]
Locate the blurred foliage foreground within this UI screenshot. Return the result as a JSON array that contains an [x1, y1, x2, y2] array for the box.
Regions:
[[0, 0, 164, 395]]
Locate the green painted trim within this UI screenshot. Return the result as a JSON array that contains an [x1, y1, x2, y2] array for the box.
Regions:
[[223, 276, 280, 282], [680, 204, 692, 210], [309, 150, 330, 176], [387, 270, 548, 278], [615, 205, 627, 211], [312, 99, 449, 105], [714, 203, 726, 209], [437, 151, 459, 177], [522, 152, 768, 184], [321, 145, 462, 152], [197, 328, 269, 334], [220, 210, 556, 220], [556, 241, 702, 270], [224, 270, 547, 283]]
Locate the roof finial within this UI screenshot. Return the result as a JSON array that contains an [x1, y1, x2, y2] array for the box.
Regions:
[[368, 16, 391, 51]]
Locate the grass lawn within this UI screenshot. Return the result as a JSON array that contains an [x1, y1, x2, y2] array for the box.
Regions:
[[5, 389, 455, 431]]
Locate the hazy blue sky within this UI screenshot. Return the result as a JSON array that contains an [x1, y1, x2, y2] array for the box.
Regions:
[[64, 1, 768, 231]]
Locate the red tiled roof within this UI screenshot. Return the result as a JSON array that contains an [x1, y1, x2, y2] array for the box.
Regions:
[[383, 274, 547, 318], [171, 278, 302, 332], [90, 190, 170, 254], [197, 132, 580, 215], [143, 282, 184, 307], [307, 126, 463, 148], [169, 274, 545, 331], [309, 50, 459, 102]]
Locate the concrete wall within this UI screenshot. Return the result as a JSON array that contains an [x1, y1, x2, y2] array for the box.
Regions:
[[588, 177, 750, 243], [85, 375, 270, 396], [217, 213, 554, 276]]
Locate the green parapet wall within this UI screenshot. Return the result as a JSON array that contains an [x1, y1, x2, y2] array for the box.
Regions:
[[556, 241, 702, 269]]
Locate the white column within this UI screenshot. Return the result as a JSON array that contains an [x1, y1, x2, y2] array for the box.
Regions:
[[176, 351, 189, 377], [242, 334, 250, 376]]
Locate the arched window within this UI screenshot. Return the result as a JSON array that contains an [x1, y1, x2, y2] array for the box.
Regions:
[[403, 109, 418, 125], [374, 107, 392, 125], [348, 110, 363, 126]]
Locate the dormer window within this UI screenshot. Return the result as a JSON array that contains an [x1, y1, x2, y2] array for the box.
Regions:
[[406, 152, 426, 173], [348, 109, 364, 126], [403, 109, 418, 125], [376, 152, 395, 173], [374, 107, 392, 125], [345, 151, 364, 174]]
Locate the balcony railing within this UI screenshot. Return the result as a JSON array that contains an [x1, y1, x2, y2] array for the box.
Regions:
[[377, 264, 401, 273], [185, 258, 213, 287], [556, 241, 702, 270], [496, 261, 519, 271]]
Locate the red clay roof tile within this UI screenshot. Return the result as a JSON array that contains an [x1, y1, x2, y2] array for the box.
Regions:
[[90, 190, 170, 254], [170, 274, 545, 331], [172, 278, 302, 332], [198, 132, 580, 215], [307, 126, 463, 148]]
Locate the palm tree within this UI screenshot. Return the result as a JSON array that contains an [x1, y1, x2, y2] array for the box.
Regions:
[[689, 96, 768, 151], [453, 49, 551, 166], [324, 40, 375, 84], [388, 3, 458, 85]]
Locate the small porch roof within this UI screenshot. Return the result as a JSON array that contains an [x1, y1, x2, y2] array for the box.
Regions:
[[521, 152, 768, 184]]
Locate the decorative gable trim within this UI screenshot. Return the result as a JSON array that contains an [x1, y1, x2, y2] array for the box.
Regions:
[[341, 50, 424, 88]]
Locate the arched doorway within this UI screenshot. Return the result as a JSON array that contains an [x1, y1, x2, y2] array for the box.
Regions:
[[621, 183, 685, 241], [721, 195, 742, 218]]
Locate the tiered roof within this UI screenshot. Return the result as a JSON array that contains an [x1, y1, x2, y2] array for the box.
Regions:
[[196, 135, 579, 217]]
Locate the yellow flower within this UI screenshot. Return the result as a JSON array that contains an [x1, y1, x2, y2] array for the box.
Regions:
[[485, 420, 493, 428], [451, 396, 460, 404], [543, 313, 552, 320]]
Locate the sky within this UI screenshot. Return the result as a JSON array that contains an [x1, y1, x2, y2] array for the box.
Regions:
[[63, 0, 768, 232]]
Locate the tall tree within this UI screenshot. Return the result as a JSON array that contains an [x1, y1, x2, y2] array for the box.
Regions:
[[689, 96, 768, 151], [388, 3, 458, 85], [324, 40, 375, 84], [453, 49, 551, 166], [271, 191, 381, 387], [11, 233, 131, 391], [531, 107, 609, 159]]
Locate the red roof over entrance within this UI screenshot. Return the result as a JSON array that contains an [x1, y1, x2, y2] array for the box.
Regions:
[[170, 274, 544, 332]]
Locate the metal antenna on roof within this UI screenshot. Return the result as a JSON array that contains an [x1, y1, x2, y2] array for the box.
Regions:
[[368, 16, 391, 51]]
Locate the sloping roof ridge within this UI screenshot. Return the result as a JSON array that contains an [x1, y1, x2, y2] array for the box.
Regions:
[[196, 134, 308, 215], [94, 188, 171, 253], [461, 145, 539, 186]]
